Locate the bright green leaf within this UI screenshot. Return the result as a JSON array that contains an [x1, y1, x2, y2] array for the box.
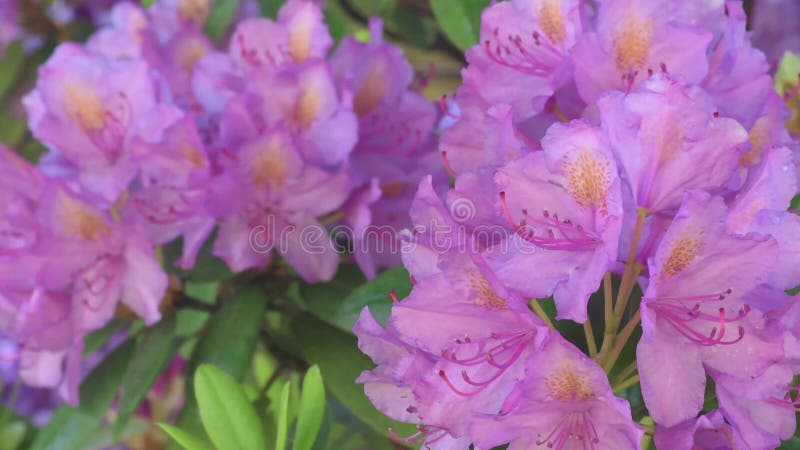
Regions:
[[141, 0, 155, 7], [293, 314, 415, 437], [30, 340, 135, 450], [158, 423, 213, 450], [0, 421, 26, 450], [172, 285, 268, 448], [293, 365, 325, 450], [429, 0, 489, 51], [274, 381, 291, 450], [115, 314, 179, 439], [195, 364, 267, 450]]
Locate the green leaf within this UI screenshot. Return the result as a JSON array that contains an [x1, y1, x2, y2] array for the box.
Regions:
[[30, 340, 135, 450], [0, 421, 26, 450], [141, 0, 155, 7], [274, 381, 291, 450], [158, 423, 213, 450], [429, 0, 489, 51], [259, 0, 284, 18], [204, 0, 240, 41], [0, 41, 24, 101], [293, 314, 415, 437], [83, 319, 130, 356], [115, 314, 179, 439], [293, 365, 326, 450], [162, 234, 234, 282], [299, 264, 410, 333], [172, 285, 269, 447], [324, 1, 350, 43], [195, 364, 267, 450]]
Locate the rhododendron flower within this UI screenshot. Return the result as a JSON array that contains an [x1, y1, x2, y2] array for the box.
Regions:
[[24, 43, 178, 203], [598, 76, 748, 214], [638, 191, 783, 426], [572, 0, 716, 103], [471, 334, 643, 450], [654, 409, 748, 450], [487, 120, 622, 322], [460, 0, 583, 121]]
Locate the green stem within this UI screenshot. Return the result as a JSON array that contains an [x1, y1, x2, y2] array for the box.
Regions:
[[603, 309, 641, 373], [529, 299, 554, 330]]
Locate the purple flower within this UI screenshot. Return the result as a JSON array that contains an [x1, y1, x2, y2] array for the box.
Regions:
[[598, 75, 748, 214], [571, 0, 716, 104], [331, 19, 442, 278], [24, 43, 178, 203], [471, 333, 643, 450], [460, 0, 583, 121], [654, 409, 748, 450], [703, 1, 773, 131], [486, 120, 623, 322], [123, 115, 215, 270], [752, 0, 800, 65], [638, 191, 782, 426]]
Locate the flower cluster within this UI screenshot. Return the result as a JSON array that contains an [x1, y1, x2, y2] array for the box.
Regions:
[[0, 0, 439, 404], [356, 0, 800, 449]]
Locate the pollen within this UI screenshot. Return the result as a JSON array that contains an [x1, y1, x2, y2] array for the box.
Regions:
[[537, 0, 567, 45], [662, 234, 703, 278], [613, 18, 652, 72], [353, 60, 389, 116], [469, 275, 508, 311], [56, 190, 111, 241], [545, 365, 594, 402], [65, 82, 106, 131], [562, 150, 612, 216]]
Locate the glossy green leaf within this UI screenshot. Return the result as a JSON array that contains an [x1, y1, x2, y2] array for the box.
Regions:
[[158, 423, 213, 450], [195, 364, 267, 450], [429, 0, 489, 51], [274, 381, 291, 450], [204, 0, 240, 41], [115, 314, 179, 438], [299, 264, 410, 333], [30, 340, 135, 450], [172, 285, 269, 447], [293, 314, 415, 437], [293, 365, 325, 450]]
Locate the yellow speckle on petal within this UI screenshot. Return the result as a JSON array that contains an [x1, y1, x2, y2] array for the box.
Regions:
[[545, 365, 595, 402], [353, 59, 389, 116], [289, 16, 313, 63], [65, 82, 106, 131], [562, 150, 612, 216], [662, 233, 703, 278], [740, 116, 770, 167], [613, 17, 652, 72], [180, 144, 205, 168], [294, 83, 320, 129], [249, 135, 290, 187], [537, 0, 567, 45], [55, 190, 111, 241], [179, 0, 209, 26], [469, 275, 508, 311]]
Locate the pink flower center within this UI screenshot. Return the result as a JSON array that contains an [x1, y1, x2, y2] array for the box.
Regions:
[[536, 410, 600, 450], [483, 26, 564, 76], [648, 289, 750, 346]]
